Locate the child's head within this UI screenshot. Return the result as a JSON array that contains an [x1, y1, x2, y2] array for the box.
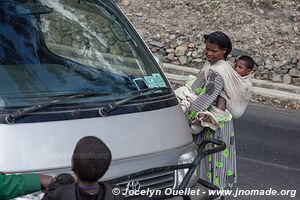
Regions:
[[234, 55, 255, 77], [72, 136, 112, 182]]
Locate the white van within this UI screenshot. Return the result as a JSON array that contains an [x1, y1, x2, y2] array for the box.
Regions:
[[0, 0, 222, 199]]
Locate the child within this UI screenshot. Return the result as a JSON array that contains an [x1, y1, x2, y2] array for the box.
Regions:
[[42, 136, 123, 200], [234, 55, 255, 77], [216, 55, 255, 111]]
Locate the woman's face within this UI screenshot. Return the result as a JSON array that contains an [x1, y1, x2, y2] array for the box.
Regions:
[[205, 42, 227, 64]]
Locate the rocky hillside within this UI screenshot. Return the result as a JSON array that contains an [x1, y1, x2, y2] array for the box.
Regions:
[[115, 0, 300, 85]]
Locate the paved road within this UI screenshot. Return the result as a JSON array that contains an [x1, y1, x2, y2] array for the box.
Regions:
[[232, 103, 300, 200]]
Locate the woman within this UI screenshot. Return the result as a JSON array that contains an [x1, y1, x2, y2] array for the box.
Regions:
[[187, 31, 236, 192]]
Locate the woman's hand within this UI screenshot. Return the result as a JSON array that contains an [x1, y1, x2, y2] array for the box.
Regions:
[[37, 174, 54, 192]]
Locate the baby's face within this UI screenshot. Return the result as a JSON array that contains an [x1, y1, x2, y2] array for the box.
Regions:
[[234, 59, 251, 77]]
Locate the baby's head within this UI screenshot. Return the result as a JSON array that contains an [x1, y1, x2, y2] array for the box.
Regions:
[[72, 136, 112, 183], [234, 56, 255, 77]]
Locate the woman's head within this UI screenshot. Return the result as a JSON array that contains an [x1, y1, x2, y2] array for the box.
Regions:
[[203, 31, 232, 63]]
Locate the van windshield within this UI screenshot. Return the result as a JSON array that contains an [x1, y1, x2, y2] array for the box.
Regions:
[[0, 0, 169, 109]]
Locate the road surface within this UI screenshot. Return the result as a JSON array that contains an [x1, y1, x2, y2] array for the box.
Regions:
[[233, 103, 300, 200]]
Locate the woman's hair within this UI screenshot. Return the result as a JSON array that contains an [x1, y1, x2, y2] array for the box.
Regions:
[[203, 31, 232, 60]]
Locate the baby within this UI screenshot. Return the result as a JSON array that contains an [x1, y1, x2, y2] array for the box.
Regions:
[[217, 55, 255, 111]]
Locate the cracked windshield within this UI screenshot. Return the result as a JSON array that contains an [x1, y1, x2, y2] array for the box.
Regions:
[[0, 0, 167, 109]]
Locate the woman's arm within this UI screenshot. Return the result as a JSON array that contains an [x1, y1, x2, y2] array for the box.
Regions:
[[187, 71, 224, 120], [216, 96, 226, 111], [0, 173, 41, 200]]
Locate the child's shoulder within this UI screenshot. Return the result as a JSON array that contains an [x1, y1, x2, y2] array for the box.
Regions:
[[43, 184, 76, 200]]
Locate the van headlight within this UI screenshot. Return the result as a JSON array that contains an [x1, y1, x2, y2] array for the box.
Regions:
[[176, 150, 199, 187]]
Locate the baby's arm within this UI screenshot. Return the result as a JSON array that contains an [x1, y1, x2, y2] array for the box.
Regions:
[[216, 96, 226, 111]]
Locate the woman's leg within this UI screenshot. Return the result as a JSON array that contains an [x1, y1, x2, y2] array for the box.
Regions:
[[212, 120, 237, 190]]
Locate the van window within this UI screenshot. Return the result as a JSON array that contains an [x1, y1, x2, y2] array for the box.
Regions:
[[0, 0, 168, 109]]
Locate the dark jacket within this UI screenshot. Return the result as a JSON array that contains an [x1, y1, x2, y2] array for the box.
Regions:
[[42, 174, 123, 200]]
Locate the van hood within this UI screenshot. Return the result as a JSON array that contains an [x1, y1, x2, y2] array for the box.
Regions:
[[0, 105, 192, 172]]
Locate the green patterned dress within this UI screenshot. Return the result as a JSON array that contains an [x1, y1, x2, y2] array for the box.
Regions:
[[187, 69, 237, 190]]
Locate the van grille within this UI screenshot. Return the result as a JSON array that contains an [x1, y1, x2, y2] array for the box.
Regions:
[[115, 171, 175, 198]]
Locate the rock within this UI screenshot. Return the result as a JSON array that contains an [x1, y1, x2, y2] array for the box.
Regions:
[[265, 64, 274, 70], [166, 48, 174, 53], [121, 0, 130, 7], [135, 12, 143, 17], [257, 66, 264, 72], [170, 35, 176, 40], [155, 33, 161, 40], [230, 47, 249, 57], [255, 38, 262, 45], [262, 69, 269, 74], [266, 70, 272, 79], [169, 42, 177, 49], [167, 53, 175, 61], [149, 41, 165, 48], [289, 68, 300, 77], [175, 45, 188, 56], [262, 73, 269, 80], [159, 48, 167, 56], [280, 68, 288, 74], [283, 74, 292, 84], [172, 60, 180, 65], [253, 71, 260, 76], [187, 56, 194, 64], [292, 78, 300, 85], [255, 56, 264, 66], [281, 64, 294, 69], [176, 40, 184, 46], [191, 58, 203, 67], [270, 72, 282, 82], [227, 57, 235, 64], [188, 43, 195, 48], [151, 47, 158, 52], [192, 50, 199, 58], [178, 56, 188, 65], [273, 66, 281, 73], [265, 58, 272, 65], [257, 8, 265, 14], [294, 26, 299, 34], [274, 99, 281, 104]]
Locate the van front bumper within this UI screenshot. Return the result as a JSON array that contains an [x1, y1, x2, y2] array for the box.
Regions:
[[108, 138, 225, 200]]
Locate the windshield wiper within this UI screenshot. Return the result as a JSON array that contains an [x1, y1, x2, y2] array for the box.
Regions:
[[98, 87, 172, 116], [5, 91, 111, 124]]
